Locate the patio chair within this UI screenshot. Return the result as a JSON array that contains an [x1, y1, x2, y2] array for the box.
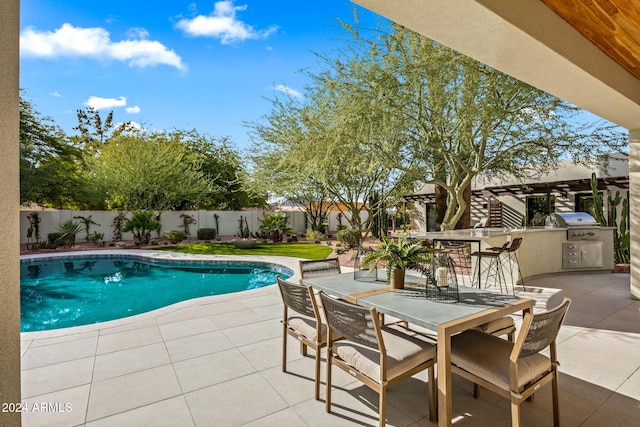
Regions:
[[319, 292, 437, 426], [451, 298, 572, 427], [474, 315, 516, 342], [276, 276, 326, 400], [299, 258, 341, 280]]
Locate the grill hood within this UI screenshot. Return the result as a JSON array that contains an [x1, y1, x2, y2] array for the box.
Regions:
[[547, 212, 600, 228]]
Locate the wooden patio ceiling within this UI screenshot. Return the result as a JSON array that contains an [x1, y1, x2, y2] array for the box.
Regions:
[[540, 0, 640, 80]]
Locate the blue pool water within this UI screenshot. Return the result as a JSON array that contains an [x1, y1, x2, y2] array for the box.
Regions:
[[20, 256, 292, 332]]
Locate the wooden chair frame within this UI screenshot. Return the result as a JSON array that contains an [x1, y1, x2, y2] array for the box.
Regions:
[[320, 292, 437, 427], [276, 276, 326, 400], [451, 298, 571, 427]]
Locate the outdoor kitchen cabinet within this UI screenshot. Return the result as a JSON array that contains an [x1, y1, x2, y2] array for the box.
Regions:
[[562, 242, 604, 269]]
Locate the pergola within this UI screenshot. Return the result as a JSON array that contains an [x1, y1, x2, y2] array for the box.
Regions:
[[403, 176, 629, 202]]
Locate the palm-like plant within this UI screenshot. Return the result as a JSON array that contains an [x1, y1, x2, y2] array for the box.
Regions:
[[259, 212, 294, 243], [56, 220, 84, 248], [361, 234, 433, 285], [122, 211, 161, 244]]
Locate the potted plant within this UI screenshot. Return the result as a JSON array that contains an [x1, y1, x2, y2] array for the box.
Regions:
[[361, 234, 432, 289]]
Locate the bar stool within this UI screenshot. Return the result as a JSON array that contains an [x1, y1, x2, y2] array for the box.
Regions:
[[470, 242, 510, 294], [489, 237, 525, 292], [440, 241, 471, 286]]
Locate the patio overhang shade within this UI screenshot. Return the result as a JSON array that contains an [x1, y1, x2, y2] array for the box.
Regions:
[[403, 190, 486, 203], [482, 175, 629, 197], [403, 175, 629, 201]]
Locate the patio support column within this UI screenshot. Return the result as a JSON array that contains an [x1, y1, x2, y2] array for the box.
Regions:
[[630, 128, 640, 300], [0, 0, 22, 424]]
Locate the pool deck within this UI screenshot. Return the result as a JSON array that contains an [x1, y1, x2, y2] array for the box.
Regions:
[[19, 251, 640, 426]]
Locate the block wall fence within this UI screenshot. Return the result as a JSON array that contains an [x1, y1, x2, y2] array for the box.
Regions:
[[19, 209, 367, 244]]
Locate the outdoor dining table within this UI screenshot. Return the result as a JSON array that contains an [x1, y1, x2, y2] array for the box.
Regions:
[[301, 273, 534, 427]]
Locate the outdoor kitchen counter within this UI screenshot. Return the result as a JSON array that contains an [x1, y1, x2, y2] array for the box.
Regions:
[[410, 226, 615, 281]]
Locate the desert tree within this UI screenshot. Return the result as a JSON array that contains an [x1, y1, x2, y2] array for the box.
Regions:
[[311, 23, 626, 230]]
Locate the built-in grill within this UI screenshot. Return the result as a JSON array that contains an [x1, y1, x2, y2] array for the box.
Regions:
[[547, 212, 600, 241], [548, 213, 604, 269]]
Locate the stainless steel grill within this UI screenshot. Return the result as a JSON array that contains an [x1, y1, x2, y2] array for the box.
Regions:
[[548, 212, 599, 228], [548, 212, 600, 241], [548, 212, 604, 269]]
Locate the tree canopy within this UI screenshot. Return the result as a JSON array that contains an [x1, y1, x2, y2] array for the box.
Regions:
[[248, 22, 627, 230], [323, 24, 627, 229], [20, 94, 265, 211], [19, 93, 96, 209], [246, 74, 412, 232], [88, 131, 212, 211]]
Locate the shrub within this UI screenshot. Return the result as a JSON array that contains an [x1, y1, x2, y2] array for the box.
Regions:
[[337, 229, 362, 249], [163, 230, 186, 244], [47, 232, 64, 244], [286, 234, 299, 243], [197, 228, 217, 240], [305, 229, 321, 243], [57, 220, 84, 247], [238, 215, 251, 238], [30, 241, 57, 250], [337, 224, 348, 231], [260, 212, 294, 242], [112, 211, 128, 241], [87, 232, 105, 246], [122, 211, 161, 245], [179, 214, 196, 237]]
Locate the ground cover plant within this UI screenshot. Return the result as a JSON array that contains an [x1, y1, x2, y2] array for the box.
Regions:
[[155, 242, 333, 259]]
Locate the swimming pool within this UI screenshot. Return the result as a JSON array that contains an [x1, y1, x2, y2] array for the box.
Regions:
[[20, 255, 293, 332]]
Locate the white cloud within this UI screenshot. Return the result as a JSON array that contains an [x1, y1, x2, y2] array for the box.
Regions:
[[49, 91, 61, 97], [176, 1, 278, 44], [84, 96, 127, 110], [20, 23, 186, 70], [125, 106, 141, 114], [126, 27, 149, 39], [273, 85, 302, 99]]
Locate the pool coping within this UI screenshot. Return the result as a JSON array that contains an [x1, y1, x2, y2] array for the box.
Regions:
[[20, 250, 303, 340]]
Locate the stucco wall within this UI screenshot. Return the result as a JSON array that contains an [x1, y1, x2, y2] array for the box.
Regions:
[[0, 0, 22, 424], [630, 129, 640, 299], [19, 209, 368, 244]]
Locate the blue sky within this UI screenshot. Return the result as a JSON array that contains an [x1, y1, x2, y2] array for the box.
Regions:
[[20, 0, 384, 150]]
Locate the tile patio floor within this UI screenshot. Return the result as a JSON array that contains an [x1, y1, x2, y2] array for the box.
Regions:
[[19, 252, 640, 426]]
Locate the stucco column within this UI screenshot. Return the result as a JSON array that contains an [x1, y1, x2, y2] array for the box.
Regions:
[[0, 0, 21, 424], [630, 128, 640, 299]]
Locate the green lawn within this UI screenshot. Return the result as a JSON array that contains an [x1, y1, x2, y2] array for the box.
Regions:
[[155, 242, 334, 259]]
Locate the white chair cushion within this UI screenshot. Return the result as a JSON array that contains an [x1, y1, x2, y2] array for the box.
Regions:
[[288, 315, 326, 343], [452, 329, 551, 390], [334, 325, 436, 382]]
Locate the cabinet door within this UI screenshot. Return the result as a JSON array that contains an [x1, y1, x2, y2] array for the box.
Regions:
[[580, 242, 603, 268]]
